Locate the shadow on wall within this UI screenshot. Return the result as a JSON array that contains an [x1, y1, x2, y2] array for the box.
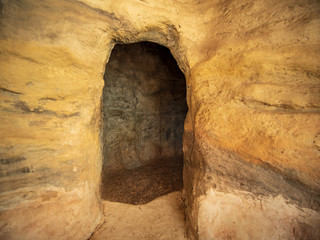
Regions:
[[100, 42, 187, 204]]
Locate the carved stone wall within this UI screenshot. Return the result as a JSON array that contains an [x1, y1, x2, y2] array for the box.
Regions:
[[102, 42, 187, 171], [0, 0, 319, 239]]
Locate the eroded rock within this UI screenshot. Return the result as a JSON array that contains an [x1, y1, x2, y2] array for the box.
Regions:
[[0, 0, 319, 239]]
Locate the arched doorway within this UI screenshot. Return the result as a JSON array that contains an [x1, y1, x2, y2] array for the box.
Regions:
[[100, 42, 187, 204]]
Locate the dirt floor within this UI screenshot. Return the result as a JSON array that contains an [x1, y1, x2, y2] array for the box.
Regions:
[[90, 191, 189, 240], [100, 157, 183, 204], [92, 157, 188, 239]]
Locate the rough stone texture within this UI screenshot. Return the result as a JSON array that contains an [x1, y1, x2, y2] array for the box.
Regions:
[[197, 189, 320, 240], [102, 42, 187, 171], [0, 0, 319, 239]]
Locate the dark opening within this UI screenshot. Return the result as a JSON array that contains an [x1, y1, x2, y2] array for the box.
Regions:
[[101, 42, 187, 204]]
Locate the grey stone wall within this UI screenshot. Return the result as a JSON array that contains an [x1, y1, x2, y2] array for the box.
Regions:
[[102, 42, 187, 171]]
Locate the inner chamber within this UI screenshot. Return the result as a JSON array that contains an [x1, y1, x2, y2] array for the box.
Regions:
[[100, 42, 187, 204]]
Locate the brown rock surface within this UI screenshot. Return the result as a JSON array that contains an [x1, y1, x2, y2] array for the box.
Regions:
[[0, 0, 319, 239]]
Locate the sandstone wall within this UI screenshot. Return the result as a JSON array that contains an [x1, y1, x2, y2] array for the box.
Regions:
[[0, 1, 109, 239], [102, 42, 187, 171], [0, 0, 319, 239]]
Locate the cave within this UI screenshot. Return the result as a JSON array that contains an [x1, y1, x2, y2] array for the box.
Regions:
[[100, 42, 187, 204], [1, 0, 320, 240]]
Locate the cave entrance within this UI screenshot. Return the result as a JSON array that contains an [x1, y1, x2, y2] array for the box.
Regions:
[[100, 42, 187, 204]]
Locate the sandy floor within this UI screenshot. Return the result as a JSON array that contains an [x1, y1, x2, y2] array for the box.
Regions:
[[90, 191, 189, 240]]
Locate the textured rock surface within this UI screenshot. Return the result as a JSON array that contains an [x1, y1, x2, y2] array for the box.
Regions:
[[0, 0, 319, 239], [102, 42, 187, 170]]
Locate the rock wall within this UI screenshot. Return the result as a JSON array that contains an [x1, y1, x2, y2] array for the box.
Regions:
[[0, 0, 319, 239], [102, 42, 187, 171], [0, 1, 108, 239]]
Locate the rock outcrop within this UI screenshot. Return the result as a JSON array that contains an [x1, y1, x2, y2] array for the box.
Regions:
[[0, 0, 319, 239]]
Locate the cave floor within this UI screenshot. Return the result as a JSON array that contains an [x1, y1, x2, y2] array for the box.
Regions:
[[90, 191, 188, 240], [100, 157, 183, 204], [92, 158, 187, 239]]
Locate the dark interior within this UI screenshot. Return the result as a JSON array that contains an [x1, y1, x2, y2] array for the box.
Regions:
[[100, 42, 187, 204]]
